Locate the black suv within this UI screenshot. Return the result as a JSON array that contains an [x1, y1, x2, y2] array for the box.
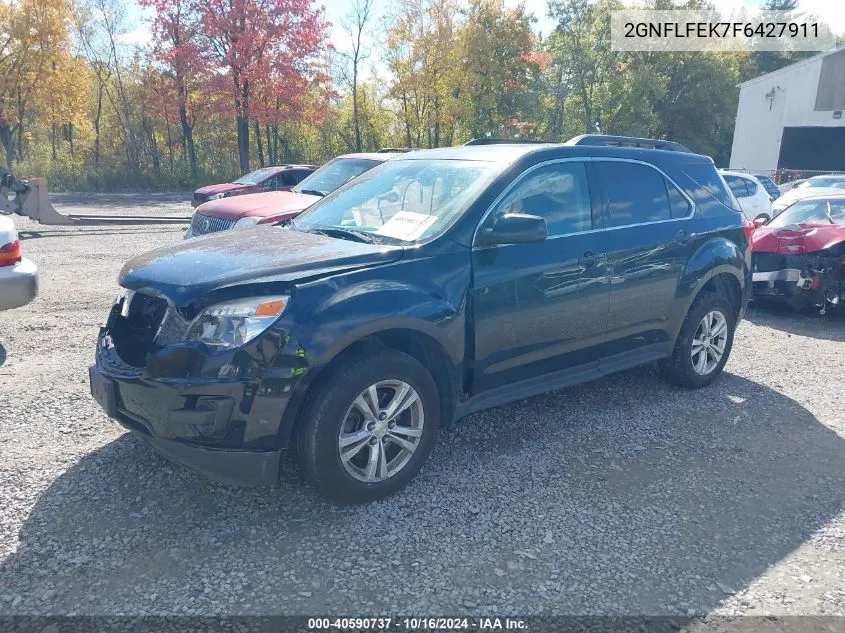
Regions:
[[90, 135, 751, 503]]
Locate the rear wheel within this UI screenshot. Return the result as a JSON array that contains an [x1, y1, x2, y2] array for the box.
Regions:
[[297, 348, 440, 504], [659, 291, 736, 389]]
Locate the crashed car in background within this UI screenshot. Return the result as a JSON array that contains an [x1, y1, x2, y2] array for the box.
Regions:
[[752, 195, 845, 314], [191, 165, 317, 208], [771, 174, 845, 216]]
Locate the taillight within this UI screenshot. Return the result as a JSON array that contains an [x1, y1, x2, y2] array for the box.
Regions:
[[0, 240, 22, 266], [742, 219, 755, 247]]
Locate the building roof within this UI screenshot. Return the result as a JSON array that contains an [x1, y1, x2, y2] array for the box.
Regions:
[[738, 47, 845, 88]]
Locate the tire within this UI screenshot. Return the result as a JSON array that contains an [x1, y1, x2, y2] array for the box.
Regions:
[[297, 348, 440, 504], [659, 291, 736, 389]]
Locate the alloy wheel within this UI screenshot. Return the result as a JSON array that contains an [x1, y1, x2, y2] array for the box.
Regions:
[[691, 310, 728, 376], [337, 380, 425, 483]]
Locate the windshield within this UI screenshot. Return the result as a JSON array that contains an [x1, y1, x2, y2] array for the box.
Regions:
[[292, 158, 380, 197], [769, 199, 845, 227], [234, 168, 276, 185], [292, 158, 501, 243], [796, 176, 845, 190]]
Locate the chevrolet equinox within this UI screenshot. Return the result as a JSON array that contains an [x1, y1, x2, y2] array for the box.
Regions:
[[90, 135, 752, 503]]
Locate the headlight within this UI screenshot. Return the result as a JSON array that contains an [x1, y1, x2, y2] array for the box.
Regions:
[[233, 216, 261, 230], [207, 192, 226, 201], [184, 296, 289, 348]]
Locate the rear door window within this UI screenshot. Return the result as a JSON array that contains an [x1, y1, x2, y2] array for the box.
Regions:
[[595, 161, 672, 227]]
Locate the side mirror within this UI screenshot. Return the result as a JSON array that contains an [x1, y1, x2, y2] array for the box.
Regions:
[[753, 217, 768, 228], [477, 213, 547, 247]]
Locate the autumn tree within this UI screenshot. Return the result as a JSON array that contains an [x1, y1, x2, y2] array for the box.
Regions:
[[200, 0, 327, 173], [0, 0, 72, 166], [337, 0, 375, 152], [139, 0, 210, 177], [455, 0, 544, 138], [384, 0, 461, 148]]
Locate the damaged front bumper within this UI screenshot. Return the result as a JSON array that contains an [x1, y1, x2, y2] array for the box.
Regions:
[[89, 312, 313, 486], [752, 263, 843, 311]]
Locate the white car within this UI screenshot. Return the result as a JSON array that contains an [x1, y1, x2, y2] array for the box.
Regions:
[[772, 174, 845, 216], [0, 214, 38, 311], [719, 170, 773, 221]]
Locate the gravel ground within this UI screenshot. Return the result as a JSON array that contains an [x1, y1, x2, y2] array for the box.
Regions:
[[1, 195, 844, 617]]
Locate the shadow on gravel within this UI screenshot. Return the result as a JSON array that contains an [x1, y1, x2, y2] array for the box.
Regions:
[[2, 370, 845, 614], [745, 302, 845, 343], [0, 343, 5, 367]]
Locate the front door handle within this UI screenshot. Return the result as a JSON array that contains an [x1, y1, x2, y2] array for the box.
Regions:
[[578, 250, 607, 267]]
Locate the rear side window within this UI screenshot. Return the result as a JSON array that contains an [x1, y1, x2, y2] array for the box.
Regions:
[[746, 179, 758, 196], [723, 175, 750, 198], [278, 171, 300, 187], [494, 162, 593, 236], [595, 161, 672, 227], [681, 163, 741, 212]]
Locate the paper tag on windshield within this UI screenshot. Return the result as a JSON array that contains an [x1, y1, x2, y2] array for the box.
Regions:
[[376, 211, 437, 241]]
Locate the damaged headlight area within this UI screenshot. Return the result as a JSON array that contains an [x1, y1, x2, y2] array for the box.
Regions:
[[182, 296, 290, 348]]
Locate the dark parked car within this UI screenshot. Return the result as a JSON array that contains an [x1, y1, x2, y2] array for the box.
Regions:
[[90, 135, 751, 503], [191, 165, 317, 208]]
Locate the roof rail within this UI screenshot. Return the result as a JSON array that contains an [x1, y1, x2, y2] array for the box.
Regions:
[[566, 134, 693, 153], [378, 147, 413, 153], [463, 138, 549, 146]]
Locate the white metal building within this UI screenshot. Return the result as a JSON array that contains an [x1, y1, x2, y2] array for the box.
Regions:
[[729, 47, 845, 173]]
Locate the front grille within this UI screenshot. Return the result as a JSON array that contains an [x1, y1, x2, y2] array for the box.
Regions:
[[190, 212, 236, 236], [111, 293, 169, 367]]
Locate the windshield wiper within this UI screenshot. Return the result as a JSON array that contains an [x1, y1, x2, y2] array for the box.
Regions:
[[308, 226, 376, 244], [298, 189, 325, 197]]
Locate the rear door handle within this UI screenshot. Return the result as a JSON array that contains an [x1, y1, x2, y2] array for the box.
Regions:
[[578, 250, 607, 267], [675, 229, 695, 245]]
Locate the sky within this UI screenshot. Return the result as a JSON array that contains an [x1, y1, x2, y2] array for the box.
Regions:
[[119, 0, 845, 64]]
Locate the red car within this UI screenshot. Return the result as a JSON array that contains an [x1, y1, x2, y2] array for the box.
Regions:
[[191, 164, 317, 208], [751, 194, 845, 313], [187, 153, 399, 238]]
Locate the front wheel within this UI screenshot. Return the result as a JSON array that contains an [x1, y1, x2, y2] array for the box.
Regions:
[[297, 348, 440, 504], [659, 292, 736, 389]]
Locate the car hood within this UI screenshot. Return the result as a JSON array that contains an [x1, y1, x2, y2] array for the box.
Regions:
[[772, 187, 845, 210], [196, 191, 321, 220], [194, 182, 246, 195], [752, 223, 845, 254], [119, 227, 404, 306]]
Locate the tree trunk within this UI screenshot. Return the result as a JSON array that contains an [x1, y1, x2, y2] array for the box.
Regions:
[[0, 125, 13, 168], [265, 124, 273, 164], [254, 120, 265, 167], [234, 76, 250, 174], [51, 124, 57, 161], [179, 103, 197, 179], [94, 85, 104, 168], [68, 124, 74, 158], [352, 67, 362, 152]]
